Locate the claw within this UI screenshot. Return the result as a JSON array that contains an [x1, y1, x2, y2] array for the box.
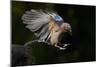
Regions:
[[63, 43, 70, 47]]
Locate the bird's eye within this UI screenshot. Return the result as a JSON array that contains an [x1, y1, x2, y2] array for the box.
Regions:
[[55, 30, 58, 32], [55, 29, 59, 32]]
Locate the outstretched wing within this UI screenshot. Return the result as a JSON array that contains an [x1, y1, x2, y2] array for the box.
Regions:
[[22, 9, 58, 42], [22, 9, 50, 32]]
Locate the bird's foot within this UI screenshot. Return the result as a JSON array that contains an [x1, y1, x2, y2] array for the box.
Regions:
[[55, 43, 70, 50]]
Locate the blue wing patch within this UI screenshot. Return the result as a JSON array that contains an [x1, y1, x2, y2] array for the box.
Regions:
[[54, 15, 63, 22]]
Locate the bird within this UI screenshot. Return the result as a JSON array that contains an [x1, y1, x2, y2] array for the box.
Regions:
[[22, 9, 72, 50]]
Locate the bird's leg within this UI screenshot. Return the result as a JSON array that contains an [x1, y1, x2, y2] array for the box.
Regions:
[[63, 43, 70, 47], [54, 43, 66, 50]]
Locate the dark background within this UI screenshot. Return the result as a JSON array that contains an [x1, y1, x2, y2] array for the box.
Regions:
[[11, 1, 96, 66]]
